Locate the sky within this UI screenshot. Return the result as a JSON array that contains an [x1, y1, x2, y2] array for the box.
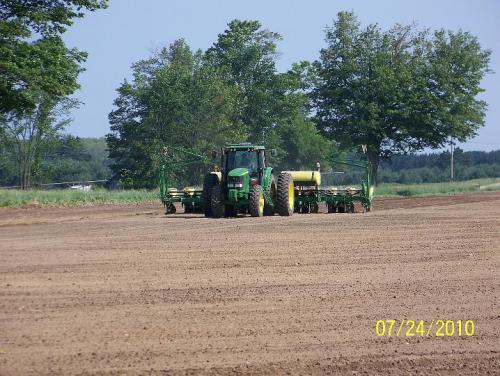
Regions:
[[63, 0, 500, 152]]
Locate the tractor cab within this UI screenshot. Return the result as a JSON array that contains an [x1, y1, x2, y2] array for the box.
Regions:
[[221, 144, 267, 184]]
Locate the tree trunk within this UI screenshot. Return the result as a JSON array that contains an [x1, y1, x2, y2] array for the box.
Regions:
[[19, 155, 31, 190], [366, 149, 380, 186], [20, 160, 27, 190]]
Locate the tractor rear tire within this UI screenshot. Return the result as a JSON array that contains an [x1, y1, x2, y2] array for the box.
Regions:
[[264, 174, 276, 216], [210, 185, 225, 218], [203, 173, 219, 217], [249, 185, 264, 217], [276, 172, 294, 216]]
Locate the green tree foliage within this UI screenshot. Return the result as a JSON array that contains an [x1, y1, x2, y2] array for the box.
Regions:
[[0, 0, 107, 189], [107, 21, 332, 188], [277, 114, 334, 171], [0, 93, 78, 188], [274, 60, 337, 170], [0, 133, 17, 186], [41, 136, 111, 183], [0, 0, 108, 114], [0, 136, 111, 187], [312, 11, 491, 184], [107, 40, 246, 189], [378, 148, 500, 183], [206, 20, 285, 143]]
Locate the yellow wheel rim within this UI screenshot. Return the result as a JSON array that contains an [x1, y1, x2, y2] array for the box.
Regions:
[[288, 182, 294, 209], [259, 192, 264, 213]]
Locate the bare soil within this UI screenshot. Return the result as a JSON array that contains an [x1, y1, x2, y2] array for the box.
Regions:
[[1, 192, 499, 375]]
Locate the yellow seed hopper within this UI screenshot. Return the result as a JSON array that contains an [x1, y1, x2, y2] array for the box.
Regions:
[[282, 170, 321, 186]]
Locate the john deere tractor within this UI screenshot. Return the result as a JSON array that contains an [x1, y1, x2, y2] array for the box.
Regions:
[[202, 143, 295, 218], [159, 143, 373, 216]]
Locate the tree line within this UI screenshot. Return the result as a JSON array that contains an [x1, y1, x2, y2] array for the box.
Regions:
[[0, 3, 492, 189], [2, 137, 499, 188], [378, 148, 500, 184], [106, 13, 491, 188], [0, 137, 110, 187]]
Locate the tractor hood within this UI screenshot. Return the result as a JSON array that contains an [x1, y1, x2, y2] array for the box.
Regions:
[[227, 168, 249, 177]]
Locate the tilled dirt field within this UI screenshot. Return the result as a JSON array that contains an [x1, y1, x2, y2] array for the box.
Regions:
[[0, 192, 499, 375]]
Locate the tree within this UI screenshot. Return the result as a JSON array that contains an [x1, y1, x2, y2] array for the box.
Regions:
[[107, 21, 334, 188], [0, 127, 18, 186], [207, 22, 334, 168], [0, 0, 107, 188], [41, 136, 111, 184], [205, 20, 288, 145], [0, 135, 113, 187], [107, 40, 245, 188], [278, 114, 334, 171], [0, 0, 108, 114], [312, 11, 491, 184], [0, 92, 78, 189]]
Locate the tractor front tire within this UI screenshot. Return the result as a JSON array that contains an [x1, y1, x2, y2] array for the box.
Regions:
[[249, 184, 265, 217], [210, 185, 225, 218], [203, 173, 219, 217], [276, 172, 294, 216]]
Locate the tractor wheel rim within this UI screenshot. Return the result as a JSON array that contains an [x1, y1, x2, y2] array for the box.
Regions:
[[259, 192, 264, 213], [288, 182, 294, 209]]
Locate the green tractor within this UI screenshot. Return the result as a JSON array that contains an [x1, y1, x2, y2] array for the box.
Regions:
[[159, 143, 374, 216], [203, 143, 295, 218]]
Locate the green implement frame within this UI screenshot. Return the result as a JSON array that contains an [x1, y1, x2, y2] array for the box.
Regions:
[[294, 159, 374, 213], [159, 147, 209, 214]]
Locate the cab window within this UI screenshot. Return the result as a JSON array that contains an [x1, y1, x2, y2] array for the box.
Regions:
[[226, 151, 259, 174]]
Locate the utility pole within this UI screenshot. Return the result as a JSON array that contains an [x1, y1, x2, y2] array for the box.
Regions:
[[450, 137, 454, 181]]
